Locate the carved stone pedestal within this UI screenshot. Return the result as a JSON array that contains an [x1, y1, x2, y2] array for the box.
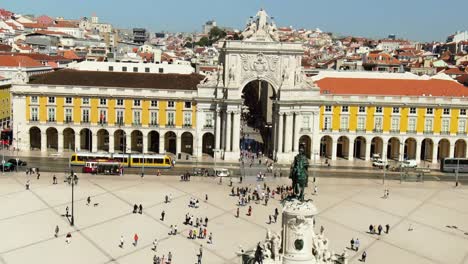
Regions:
[[282, 200, 317, 264]]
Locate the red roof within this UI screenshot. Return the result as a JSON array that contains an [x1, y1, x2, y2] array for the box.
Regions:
[[443, 68, 466, 75], [20, 22, 48, 29], [316, 78, 468, 97], [61, 50, 82, 60], [0, 55, 44, 67], [49, 20, 78, 28], [34, 30, 71, 37]]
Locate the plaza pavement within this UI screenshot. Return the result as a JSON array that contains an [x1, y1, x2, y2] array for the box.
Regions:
[[0, 170, 467, 264]]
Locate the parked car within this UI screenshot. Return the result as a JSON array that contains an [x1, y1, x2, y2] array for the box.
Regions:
[[214, 168, 230, 177], [0, 162, 14, 172], [372, 159, 388, 168], [400, 160, 417, 168], [8, 159, 27, 166]]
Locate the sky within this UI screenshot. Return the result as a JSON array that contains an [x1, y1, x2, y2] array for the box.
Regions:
[[4, 0, 468, 42]]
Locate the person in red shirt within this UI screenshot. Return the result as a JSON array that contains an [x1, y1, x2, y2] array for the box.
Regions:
[[134, 233, 139, 246]]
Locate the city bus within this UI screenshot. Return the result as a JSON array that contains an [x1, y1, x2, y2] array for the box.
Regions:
[[70, 152, 173, 169], [440, 158, 468, 173]]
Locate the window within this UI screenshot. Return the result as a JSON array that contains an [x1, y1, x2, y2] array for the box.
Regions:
[[134, 99, 141, 106], [47, 108, 55, 122], [99, 110, 107, 124], [441, 119, 450, 132], [302, 115, 310, 129], [460, 109, 467, 116], [31, 96, 38, 103], [65, 108, 72, 122], [443, 108, 450, 115], [122, 66, 127, 72], [100, 98, 107, 105], [133, 67, 138, 72], [409, 107, 416, 114], [159, 68, 164, 73], [425, 118, 433, 131], [167, 112, 175, 126], [133, 111, 141, 125], [184, 101, 192, 108], [117, 99, 124, 106], [108, 66, 114, 71], [341, 106, 349, 113], [116, 110, 124, 125], [82, 109, 89, 123], [357, 116, 365, 130], [340, 116, 349, 129], [205, 112, 213, 127], [392, 107, 400, 114], [324, 105, 332, 112], [31, 107, 38, 121], [150, 111, 158, 125], [323, 116, 331, 130], [458, 120, 466, 133], [184, 112, 192, 126], [358, 106, 366, 113], [374, 116, 383, 130], [375, 106, 382, 113], [145, 67, 150, 73], [48, 97, 55, 104], [426, 108, 433, 115], [391, 117, 400, 131], [168, 101, 175, 108], [82, 98, 89, 105], [65, 97, 72, 104], [408, 118, 416, 131], [151, 100, 158, 107]]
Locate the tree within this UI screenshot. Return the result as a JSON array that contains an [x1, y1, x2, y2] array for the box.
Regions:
[[208, 26, 226, 41], [197, 37, 210, 47]]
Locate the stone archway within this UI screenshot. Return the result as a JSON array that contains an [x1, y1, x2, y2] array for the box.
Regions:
[[421, 138, 434, 162], [454, 139, 467, 158], [337, 136, 350, 159], [29, 127, 41, 150], [181, 132, 193, 155], [438, 139, 450, 160], [97, 129, 109, 152], [63, 128, 75, 151], [371, 137, 383, 158], [320, 136, 333, 158], [148, 131, 160, 153], [202, 132, 215, 157], [46, 127, 58, 151], [131, 130, 143, 153], [404, 138, 417, 160], [387, 137, 401, 160], [80, 128, 92, 151], [165, 131, 177, 154], [298, 135, 311, 159], [114, 129, 126, 153], [353, 136, 366, 159]]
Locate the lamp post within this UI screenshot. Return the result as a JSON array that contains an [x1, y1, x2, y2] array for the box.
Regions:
[[400, 142, 404, 184], [456, 158, 460, 187], [67, 169, 75, 226]]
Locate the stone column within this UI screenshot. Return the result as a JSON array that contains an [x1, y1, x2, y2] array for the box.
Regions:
[[215, 110, 221, 150], [176, 134, 181, 155], [365, 141, 371, 161], [92, 132, 98, 153], [41, 132, 47, 152], [142, 134, 148, 154], [432, 141, 438, 164], [109, 134, 114, 153], [284, 113, 293, 153], [331, 139, 337, 160], [382, 141, 388, 161], [74, 133, 80, 152], [415, 140, 421, 163], [399, 141, 405, 161], [225, 111, 232, 152], [293, 113, 301, 152], [159, 133, 165, 153], [232, 111, 240, 152], [126, 133, 131, 153], [58, 132, 64, 153], [449, 143, 455, 158], [348, 138, 354, 161], [277, 112, 284, 154]]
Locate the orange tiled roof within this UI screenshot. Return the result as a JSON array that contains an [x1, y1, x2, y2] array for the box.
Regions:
[[316, 77, 468, 97], [0, 55, 43, 67], [61, 50, 82, 60]]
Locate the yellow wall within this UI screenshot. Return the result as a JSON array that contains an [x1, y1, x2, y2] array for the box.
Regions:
[[108, 99, 115, 125], [124, 99, 132, 125], [141, 100, 149, 125], [56, 97, 64, 123], [366, 106, 374, 131], [434, 108, 442, 133], [175, 102, 183, 126], [0, 86, 10, 121], [400, 107, 408, 132], [90, 98, 98, 123], [349, 106, 357, 131], [192, 103, 197, 128], [159, 101, 166, 126], [319, 106, 324, 130], [73, 97, 81, 124], [417, 108, 425, 132], [25, 96, 30, 121], [332, 106, 340, 130], [451, 109, 459, 133], [382, 107, 391, 131], [39, 96, 47, 122]]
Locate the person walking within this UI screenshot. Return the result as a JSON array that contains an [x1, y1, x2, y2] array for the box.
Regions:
[[361, 251, 367, 262], [161, 210, 165, 221], [350, 238, 354, 250], [208, 232, 213, 244], [378, 224, 383, 235], [248, 206, 252, 216], [120, 235, 125, 248], [54, 225, 59, 238], [133, 204, 138, 213], [236, 208, 240, 218], [26, 180, 30, 190], [139, 204, 143, 214], [65, 232, 72, 244], [369, 225, 373, 234], [355, 238, 360, 251], [65, 206, 69, 217], [87, 196, 91, 206], [174, 224, 178, 235], [385, 224, 390, 234], [152, 238, 158, 251], [199, 244, 203, 258], [133, 233, 139, 246], [314, 185, 318, 195], [53, 175, 57, 184], [168, 251, 172, 263]]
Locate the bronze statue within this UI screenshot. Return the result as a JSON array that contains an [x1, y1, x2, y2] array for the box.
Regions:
[[289, 144, 309, 201]]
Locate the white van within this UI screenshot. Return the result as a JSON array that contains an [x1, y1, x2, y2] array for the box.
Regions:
[[214, 168, 230, 177], [400, 160, 417, 168]]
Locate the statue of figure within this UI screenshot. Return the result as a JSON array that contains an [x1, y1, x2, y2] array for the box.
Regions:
[[256, 9, 269, 31], [289, 144, 309, 201], [254, 242, 264, 262], [271, 233, 281, 260]]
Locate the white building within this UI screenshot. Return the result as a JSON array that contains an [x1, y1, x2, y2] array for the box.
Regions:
[[67, 61, 195, 74]]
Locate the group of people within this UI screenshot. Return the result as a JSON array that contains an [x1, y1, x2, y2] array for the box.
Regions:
[[369, 224, 390, 235], [181, 171, 191, 181], [132, 204, 143, 214]]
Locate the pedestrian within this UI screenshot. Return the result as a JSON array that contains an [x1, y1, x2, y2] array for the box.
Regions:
[[120, 235, 124, 248], [65, 232, 72, 244], [199, 244, 203, 258], [350, 238, 354, 250], [355, 238, 360, 251], [87, 196, 91, 205], [133, 204, 138, 213], [386, 189, 389, 198], [53, 175, 57, 184], [134, 233, 139, 246], [208, 232, 213, 244], [165, 195, 168, 203], [66, 206, 69, 217], [361, 251, 367, 262], [205, 217, 208, 227], [378, 224, 383, 235], [273, 214, 278, 223], [168, 251, 172, 263], [205, 194, 208, 201], [248, 206, 252, 216], [26, 180, 30, 190], [169, 225, 173, 235], [54, 225, 59, 238], [369, 225, 373, 234], [269, 215, 272, 224], [314, 185, 318, 195], [236, 207, 240, 218], [139, 204, 143, 214], [37, 173, 40, 180], [161, 210, 165, 221], [174, 224, 178, 235], [152, 238, 158, 251], [197, 253, 202, 264], [408, 224, 414, 231], [385, 224, 390, 234]]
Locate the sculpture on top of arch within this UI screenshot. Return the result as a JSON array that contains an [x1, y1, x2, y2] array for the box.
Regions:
[[242, 8, 279, 42]]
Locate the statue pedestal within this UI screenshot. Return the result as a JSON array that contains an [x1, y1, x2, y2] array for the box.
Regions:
[[282, 200, 318, 264]]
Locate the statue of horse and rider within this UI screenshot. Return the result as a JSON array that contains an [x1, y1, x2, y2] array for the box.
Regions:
[[289, 144, 309, 202]]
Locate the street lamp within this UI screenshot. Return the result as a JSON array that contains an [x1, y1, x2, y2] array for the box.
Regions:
[[399, 142, 404, 184], [67, 169, 76, 226]]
